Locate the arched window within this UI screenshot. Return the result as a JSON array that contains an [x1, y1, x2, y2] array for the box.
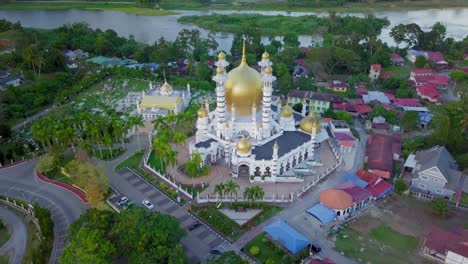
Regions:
[[264, 167, 271, 177], [304, 151, 308, 159], [254, 167, 261, 176]]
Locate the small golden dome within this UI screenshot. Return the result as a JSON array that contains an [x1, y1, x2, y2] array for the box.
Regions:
[[262, 51, 269, 60], [300, 111, 321, 134], [280, 105, 293, 118], [264, 66, 273, 75], [216, 66, 224, 75], [160, 81, 173, 93], [236, 135, 252, 155], [225, 122, 229, 128], [273, 141, 279, 150], [197, 107, 208, 118], [225, 41, 263, 116], [218, 51, 226, 60]]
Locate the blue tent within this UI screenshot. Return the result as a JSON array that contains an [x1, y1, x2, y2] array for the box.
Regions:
[[264, 220, 310, 254], [344, 173, 368, 188], [306, 204, 336, 224]]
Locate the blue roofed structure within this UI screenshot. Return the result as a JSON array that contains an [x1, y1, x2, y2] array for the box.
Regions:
[[264, 220, 310, 254], [344, 173, 368, 188], [306, 204, 336, 224]]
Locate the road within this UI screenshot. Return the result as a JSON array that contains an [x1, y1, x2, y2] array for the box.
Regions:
[[0, 206, 27, 264], [11, 105, 55, 131], [0, 161, 89, 264], [96, 135, 232, 263], [233, 120, 368, 263]]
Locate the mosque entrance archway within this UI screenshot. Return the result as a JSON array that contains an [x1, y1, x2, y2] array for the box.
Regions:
[[205, 154, 212, 166], [238, 164, 250, 178]]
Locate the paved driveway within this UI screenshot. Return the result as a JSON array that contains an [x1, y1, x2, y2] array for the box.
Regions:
[[0, 206, 27, 264], [0, 161, 88, 264]]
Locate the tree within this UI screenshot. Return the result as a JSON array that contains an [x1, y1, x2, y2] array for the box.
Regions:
[[394, 178, 408, 194], [428, 198, 450, 217], [292, 102, 302, 113], [36, 155, 58, 174], [414, 56, 427, 68], [224, 180, 239, 199], [197, 63, 212, 81], [401, 111, 419, 132], [335, 110, 353, 124], [214, 183, 225, 199], [250, 185, 265, 208], [61, 227, 115, 264], [206, 251, 248, 264], [390, 24, 406, 48], [322, 107, 336, 119]]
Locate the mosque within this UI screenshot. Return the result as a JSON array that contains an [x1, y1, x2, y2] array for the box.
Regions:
[[189, 42, 329, 183]]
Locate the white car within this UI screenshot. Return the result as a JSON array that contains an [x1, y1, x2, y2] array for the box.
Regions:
[[142, 199, 154, 209], [117, 196, 129, 206]]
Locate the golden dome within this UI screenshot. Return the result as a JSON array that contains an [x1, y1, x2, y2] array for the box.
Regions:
[[197, 107, 208, 118], [300, 111, 321, 134], [236, 135, 252, 155], [160, 81, 173, 93], [225, 41, 263, 116], [273, 141, 279, 150], [262, 51, 269, 60], [280, 105, 293, 118], [216, 66, 224, 75], [218, 51, 226, 60], [264, 66, 273, 75]]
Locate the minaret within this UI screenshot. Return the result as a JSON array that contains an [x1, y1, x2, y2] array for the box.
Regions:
[[215, 51, 229, 70], [252, 102, 258, 139], [301, 99, 307, 117], [261, 66, 276, 137], [231, 104, 236, 123], [272, 141, 279, 179], [224, 122, 231, 165], [258, 51, 272, 72], [213, 65, 227, 137], [205, 98, 210, 113]]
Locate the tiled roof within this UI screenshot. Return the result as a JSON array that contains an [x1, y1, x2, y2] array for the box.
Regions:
[[320, 189, 353, 210], [373, 169, 391, 179], [371, 64, 382, 71], [428, 75, 449, 86], [425, 51, 446, 63], [393, 99, 421, 107], [417, 83, 440, 100], [412, 69, 433, 75], [354, 104, 372, 114], [339, 182, 373, 203], [334, 132, 355, 141], [357, 87, 368, 95], [367, 133, 401, 173], [356, 169, 380, 186], [425, 225, 468, 257], [365, 179, 393, 197], [390, 53, 404, 62]]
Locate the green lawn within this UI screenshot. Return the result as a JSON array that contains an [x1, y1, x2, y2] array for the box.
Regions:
[[460, 192, 468, 205], [382, 64, 411, 79], [147, 151, 166, 174], [245, 232, 287, 264], [0, 220, 10, 248], [115, 150, 145, 175], [0, 254, 9, 264], [194, 205, 244, 241], [0, 2, 176, 16], [336, 225, 419, 264]]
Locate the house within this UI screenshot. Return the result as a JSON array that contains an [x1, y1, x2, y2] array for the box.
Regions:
[[366, 133, 401, 176], [338, 181, 373, 211], [65, 49, 89, 61], [423, 225, 468, 263], [0, 76, 21, 90], [369, 64, 381, 81], [428, 75, 449, 89], [393, 98, 421, 108], [356, 169, 394, 199], [357, 87, 368, 95], [417, 83, 440, 103], [425, 51, 448, 71], [379, 71, 396, 80], [293, 65, 309, 79], [390, 53, 405, 66], [326, 80, 349, 92], [407, 49, 428, 63], [405, 146, 467, 199], [329, 120, 356, 153], [410, 68, 434, 77], [362, 91, 390, 104], [319, 189, 354, 220], [287, 90, 342, 114], [371, 116, 390, 130]]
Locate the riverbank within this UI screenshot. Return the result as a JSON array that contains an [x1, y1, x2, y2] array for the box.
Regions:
[[160, 0, 468, 13], [0, 2, 176, 16]]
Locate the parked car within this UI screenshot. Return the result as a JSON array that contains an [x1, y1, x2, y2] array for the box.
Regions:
[[188, 221, 202, 231], [123, 201, 135, 209], [210, 246, 226, 255], [117, 196, 129, 206], [311, 244, 321, 254], [142, 199, 154, 209]]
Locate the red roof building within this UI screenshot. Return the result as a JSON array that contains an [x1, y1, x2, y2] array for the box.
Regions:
[[372, 169, 391, 179], [390, 53, 405, 65], [365, 180, 393, 199], [357, 87, 368, 95], [417, 83, 440, 103], [354, 104, 372, 114], [423, 225, 468, 262], [366, 133, 401, 174], [332, 103, 347, 110], [384, 93, 396, 101], [356, 169, 380, 185], [393, 99, 421, 107], [411, 69, 433, 76], [379, 71, 396, 79], [425, 51, 448, 70], [326, 80, 349, 92], [428, 75, 449, 89], [371, 64, 382, 71], [339, 182, 373, 204]]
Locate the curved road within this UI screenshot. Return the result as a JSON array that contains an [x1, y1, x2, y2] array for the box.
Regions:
[[0, 207, 27, 264], [0, 160, 88, 264]]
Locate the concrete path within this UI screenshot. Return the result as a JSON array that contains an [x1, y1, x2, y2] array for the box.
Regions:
[[0, 206, 27, 264]]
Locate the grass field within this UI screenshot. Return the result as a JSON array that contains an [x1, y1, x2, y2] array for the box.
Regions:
[[245, 232, 287, 264], [116, 150, 145, 175], [336, 224, 419, 264], [0, 2, 176, 16], [0, 220, 10, 248], [0, 254, 9, 264]]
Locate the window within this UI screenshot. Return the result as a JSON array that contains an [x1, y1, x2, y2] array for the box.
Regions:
[[436, 189, 443, 194], [421, 176, 428, 180], [337, 211, 341, 216], [419, 183, 426, 189]]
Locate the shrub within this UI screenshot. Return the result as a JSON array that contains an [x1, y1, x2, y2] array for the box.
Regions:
[[394, 178, 408, 194], [429, 198, 450, 217], [249, 245, 260, 256], [266, 259, 275, 264]]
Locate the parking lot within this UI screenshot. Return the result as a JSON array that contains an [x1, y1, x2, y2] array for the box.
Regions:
[[110, 168, 231, 262]]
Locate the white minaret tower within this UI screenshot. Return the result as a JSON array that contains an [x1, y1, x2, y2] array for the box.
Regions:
[[301, 99, 307, 117], [224, 122, 231, 165], [215, 51, 229, 70], [258, 51, 272, 72], [272, 141, 279, 180], [231, 104, 236, 123], [213, 65, 227, 137], [251, 102, 258, 139], [261, 66, 276, 138], [195, 107, 209, 143]]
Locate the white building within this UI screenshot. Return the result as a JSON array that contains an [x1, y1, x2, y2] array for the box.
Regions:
[[369, 64, 381, 81], [136, 81, 191, 122], [189, 43, 328, 183]]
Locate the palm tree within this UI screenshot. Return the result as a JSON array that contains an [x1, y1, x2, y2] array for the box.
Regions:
[[243, 187, 254, 207], [251, 185, 265, 208], [173, 132, 187, 146], [129, 115, 144, 150], [214, 183, 225, 199], [224, 180, 239, 200]]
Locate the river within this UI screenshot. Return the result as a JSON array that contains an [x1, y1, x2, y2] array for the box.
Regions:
[[0, 8, 467, 51]]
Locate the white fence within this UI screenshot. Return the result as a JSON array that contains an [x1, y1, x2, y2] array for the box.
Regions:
[[142, 149, 193, 199], [412, 190, 468, 211]]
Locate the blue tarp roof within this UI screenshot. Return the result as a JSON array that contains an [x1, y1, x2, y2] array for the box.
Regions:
[[344, 173, 368, 188], [264, 220, 310, 254], [306, 204, 336, 224]]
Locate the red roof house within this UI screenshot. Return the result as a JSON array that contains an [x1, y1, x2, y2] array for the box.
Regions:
[[379, 71, 396, 79], [423, 226, 468, 262], [356, 169, 380, 186], [417, 83, 440, 103], [366, 133, 401, 174], [365, 180, 393, 199], [357, 87, 368, 95], [326, 80, 349, 92], [354, 104, 372, 114], [390, 53, 405, 65], [411, 69, 433, 76], [428, 75, 449, 89], [425, 51, 448, 70], [393, 99, 421, 107], [339, 182, 373, 204], [371, 64, 382, 71]]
